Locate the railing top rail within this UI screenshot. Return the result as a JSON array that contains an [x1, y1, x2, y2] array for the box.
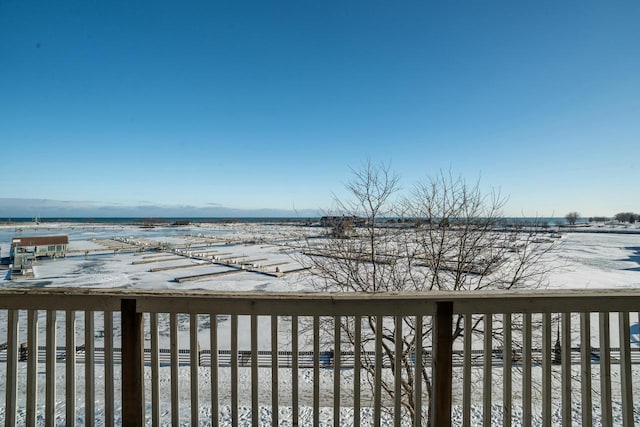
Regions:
[[1, 287, 639, 314]]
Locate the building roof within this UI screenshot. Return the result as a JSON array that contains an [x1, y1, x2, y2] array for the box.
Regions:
[[11, 235, 69, 247]]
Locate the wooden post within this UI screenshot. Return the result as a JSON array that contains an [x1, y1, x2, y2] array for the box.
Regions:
[[431, 301, 453, 427], [122, 299, 144, 426]]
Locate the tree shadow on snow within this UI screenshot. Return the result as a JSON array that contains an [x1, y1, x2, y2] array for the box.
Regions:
[[631, 323, 640, 346], [621, 247, 640, 271]]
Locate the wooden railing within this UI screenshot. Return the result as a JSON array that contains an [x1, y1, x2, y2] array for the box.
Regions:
[[1, 288, 639, 426]]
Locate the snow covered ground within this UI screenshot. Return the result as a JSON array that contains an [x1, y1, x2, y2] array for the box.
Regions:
[[2, 221, 639, 293], [547, 231, 640, 290], [1, 221, 640, 425], [1, 360, 639, 425], [1, 222, 314, 293]]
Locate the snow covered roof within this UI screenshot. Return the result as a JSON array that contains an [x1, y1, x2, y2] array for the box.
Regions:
[[11, 235, 69, 247]]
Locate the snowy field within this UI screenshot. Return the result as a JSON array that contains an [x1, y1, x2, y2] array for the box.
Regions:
[[1, 222, 316, 292], [1, 221, 640, 425], [2, 221, 639, 293]]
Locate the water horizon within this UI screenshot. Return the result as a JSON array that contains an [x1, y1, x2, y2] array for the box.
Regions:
[[0, 216, 595, 226]]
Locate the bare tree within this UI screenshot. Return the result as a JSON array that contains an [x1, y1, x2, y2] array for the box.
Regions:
[[565, 212, 580, 226], [337, 160, 400, 292], [305, 163, 555, 424], [614, 212, 639, 223]]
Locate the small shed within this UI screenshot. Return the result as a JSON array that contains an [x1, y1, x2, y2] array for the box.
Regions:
[[10, 235, 69, 260]]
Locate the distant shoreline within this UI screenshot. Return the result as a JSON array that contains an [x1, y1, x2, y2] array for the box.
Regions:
[[0, 217, 317, 225], [0, 216, 623, 227], [3, 216, 640, 234]]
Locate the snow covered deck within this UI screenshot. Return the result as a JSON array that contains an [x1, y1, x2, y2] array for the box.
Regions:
[[1, 288, 640, 426]]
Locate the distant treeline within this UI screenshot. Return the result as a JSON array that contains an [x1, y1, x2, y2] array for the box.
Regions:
[[612, 212, 639, 223], [587, 213, 638, 223]]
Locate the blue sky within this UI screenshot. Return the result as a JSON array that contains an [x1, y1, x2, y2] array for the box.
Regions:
[[1, 0, 638, 217]]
